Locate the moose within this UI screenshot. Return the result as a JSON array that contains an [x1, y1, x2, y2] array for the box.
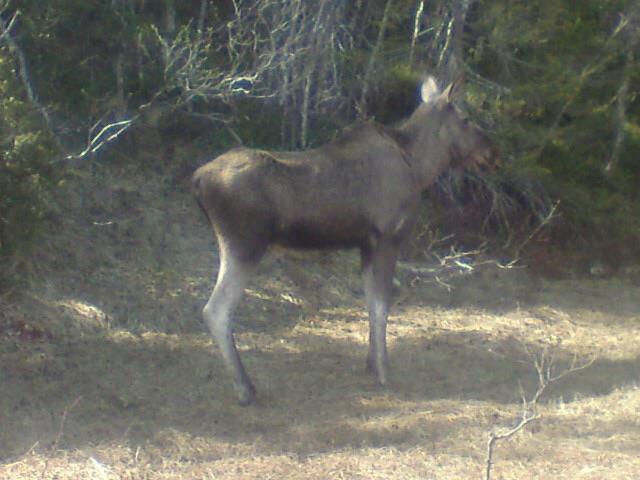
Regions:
[[193, 76, 498, 405]]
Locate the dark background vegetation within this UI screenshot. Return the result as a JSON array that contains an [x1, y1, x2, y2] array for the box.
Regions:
[[1, 0, 640, 289]]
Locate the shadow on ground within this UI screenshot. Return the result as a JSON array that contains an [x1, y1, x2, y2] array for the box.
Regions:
[[2, 309, 638, 461]]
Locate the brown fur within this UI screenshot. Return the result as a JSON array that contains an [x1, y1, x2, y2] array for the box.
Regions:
[[193, 77, 498, 405]]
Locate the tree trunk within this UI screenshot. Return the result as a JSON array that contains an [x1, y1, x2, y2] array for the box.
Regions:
[[164, 0, 176, 35], [115, 53, 126, 116], [409, 0, 425, 69], [197, 0, 207, 34], [438, 0, 473, 83]]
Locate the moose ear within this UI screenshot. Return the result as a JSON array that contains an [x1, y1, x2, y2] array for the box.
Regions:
[[420, 76, 440, 104], [441, 76, 464, 103]]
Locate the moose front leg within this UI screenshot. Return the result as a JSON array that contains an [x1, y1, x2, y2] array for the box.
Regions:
[[203, 249, 257, 405], [361, 242, 399, 386]]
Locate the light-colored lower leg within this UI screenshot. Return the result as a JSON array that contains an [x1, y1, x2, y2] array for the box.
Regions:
[[372, 298, 389, 385], [203, 252, 256, 405], [363, 264, 389, 385]]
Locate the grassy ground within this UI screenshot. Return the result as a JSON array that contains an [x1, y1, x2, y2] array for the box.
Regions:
[[1, 163, 639, 479]]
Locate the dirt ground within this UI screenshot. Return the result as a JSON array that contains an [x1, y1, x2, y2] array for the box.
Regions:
[[1, 164, 639, 479]]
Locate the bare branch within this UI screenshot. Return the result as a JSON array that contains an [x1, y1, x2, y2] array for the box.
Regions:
[[485, 348, 596, 480], [0, 6, 18, 42], [409, 0, 425, 68], [64, 118, 137, 162], [486, 408, 538, 480], [397, 241, 520, 291], [513, 201, 559, 258], [605, 71, 629, 174]]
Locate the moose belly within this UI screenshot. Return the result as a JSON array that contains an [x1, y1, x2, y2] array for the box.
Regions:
[[273, 216, 370, 250]]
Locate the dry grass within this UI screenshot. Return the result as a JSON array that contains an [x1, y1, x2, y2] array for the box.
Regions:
[[1, 164, 640, 479]]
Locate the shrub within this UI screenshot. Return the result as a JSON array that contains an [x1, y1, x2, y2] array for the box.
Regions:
[[0, 55, 57, 268]]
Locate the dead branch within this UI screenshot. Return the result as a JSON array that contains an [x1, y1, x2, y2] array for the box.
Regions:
[[65, 1, 287, 162], [462, 63, 512, 96], [485, 398, 538, 480], [0, 3, 18, 42], [51, 396, 83, 452], [149, 0, 350, 148], [397, 241, 519, 291], [65, 118, 137, 162], [3, 0, 356, 161], [409, 0, 425, 68], [605, 68, 629, 174], [39, 396, 82, 479], [484, 348, 595, 480], [513, 201, 559, 257]]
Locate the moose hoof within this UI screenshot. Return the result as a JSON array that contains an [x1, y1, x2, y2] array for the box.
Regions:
[[235, 382, 257, 406], [366, 357, 389, 386]]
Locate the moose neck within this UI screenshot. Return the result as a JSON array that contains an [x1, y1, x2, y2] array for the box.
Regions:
[[398, 104, 452, 190]]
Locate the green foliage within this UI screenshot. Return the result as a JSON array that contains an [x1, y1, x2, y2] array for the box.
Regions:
[[0, 54, 57, 261], [467, 0, 640, 251]]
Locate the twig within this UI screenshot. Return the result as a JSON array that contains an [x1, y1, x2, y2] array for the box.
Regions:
[[434, 275, 453, 291], [513, 201, 559, 257], [463, 63, 512, 95], [0, 6, 18, 43], [52, 396, 83, 451], [40, 396, 83, 479], [486, 405, 538, 480]]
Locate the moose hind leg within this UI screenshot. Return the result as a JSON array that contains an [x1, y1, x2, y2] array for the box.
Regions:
[[203, 250, 257, 405], [361, 243, 398, 386]]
